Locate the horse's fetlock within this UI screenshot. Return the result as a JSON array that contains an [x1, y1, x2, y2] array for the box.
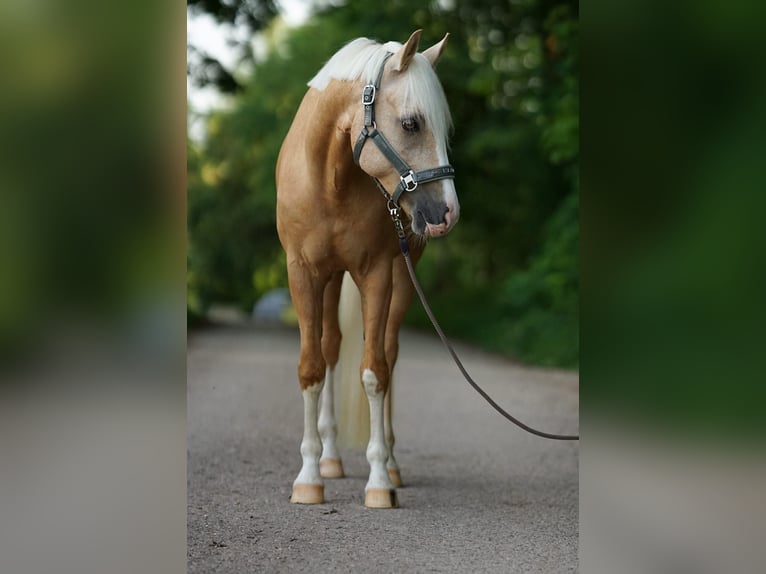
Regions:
[[366, 442, 388, 462], [300, 439, 321, 459]]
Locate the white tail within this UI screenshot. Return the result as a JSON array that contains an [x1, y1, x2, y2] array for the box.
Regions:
[[336, 272, 370, 449]]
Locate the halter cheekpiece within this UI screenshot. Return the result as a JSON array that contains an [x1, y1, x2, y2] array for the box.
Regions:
[[352, 52, 456, 208]]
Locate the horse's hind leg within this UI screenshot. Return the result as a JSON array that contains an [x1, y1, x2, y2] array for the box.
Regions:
[[356, 261, 398, 509], [318, 271, 344, 479], [383, 253, 419, 488], [287, 258, 329, 504], [383, 388, 399, 487]]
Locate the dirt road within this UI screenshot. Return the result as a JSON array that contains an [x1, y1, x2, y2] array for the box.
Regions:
[[188, 323, 579, 573]]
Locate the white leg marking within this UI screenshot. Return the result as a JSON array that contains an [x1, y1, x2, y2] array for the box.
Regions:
[[294, 381, 324, 487], [363, 369, 395, 492], [318, 367, 340, 462]]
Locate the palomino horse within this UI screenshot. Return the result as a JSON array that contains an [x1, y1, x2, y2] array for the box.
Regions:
[[276, 30, 459, 508]]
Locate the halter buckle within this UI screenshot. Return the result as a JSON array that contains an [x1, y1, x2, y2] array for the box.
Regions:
[[400, 170, 417, 192], [387, 200, 407, 239], [362, 85, 376, 105]]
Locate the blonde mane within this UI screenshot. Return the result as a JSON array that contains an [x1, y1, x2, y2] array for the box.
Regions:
[[308, 37, 452, 145]]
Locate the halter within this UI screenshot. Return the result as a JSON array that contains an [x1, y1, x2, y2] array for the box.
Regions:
[[352, 52, 456, 210]]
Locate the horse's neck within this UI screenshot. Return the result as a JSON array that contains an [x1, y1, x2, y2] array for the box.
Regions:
[[304, 82, 360, 198]]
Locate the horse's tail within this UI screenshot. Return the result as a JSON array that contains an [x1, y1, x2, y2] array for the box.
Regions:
[[336, 272, 370, 449]]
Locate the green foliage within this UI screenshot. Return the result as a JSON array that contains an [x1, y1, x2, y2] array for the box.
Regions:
[[187, 0, 579, 367], [403, 0, 579, 366], [499, 191, 578, 366]]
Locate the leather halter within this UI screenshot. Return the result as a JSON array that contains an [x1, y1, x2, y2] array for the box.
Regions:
[[352, 52, 456, 206]]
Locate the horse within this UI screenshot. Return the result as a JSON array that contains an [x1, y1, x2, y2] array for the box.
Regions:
[[276, 30, 460, 509]]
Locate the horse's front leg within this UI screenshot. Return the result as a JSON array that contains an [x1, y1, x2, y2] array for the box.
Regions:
[[383, 249, 423, 488], [357, 262, 398, 508], [287, 258, 329, 504]]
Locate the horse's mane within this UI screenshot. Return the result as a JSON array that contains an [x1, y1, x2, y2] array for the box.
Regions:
[[308, 38, 452, 145]]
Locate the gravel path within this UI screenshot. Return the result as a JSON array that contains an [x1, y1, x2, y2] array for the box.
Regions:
[[188, 323, 579, 573]]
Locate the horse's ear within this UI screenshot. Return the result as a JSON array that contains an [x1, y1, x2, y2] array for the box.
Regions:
[[391, 29, 422, 72], [422, 33, 450, 68]]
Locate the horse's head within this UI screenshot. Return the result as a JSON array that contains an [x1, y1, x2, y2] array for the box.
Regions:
[[351, 31, 460, 238]]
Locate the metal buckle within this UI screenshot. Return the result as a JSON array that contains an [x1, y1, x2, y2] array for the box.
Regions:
[[400, 171, 417, 192], [362, 85, 376, 105]]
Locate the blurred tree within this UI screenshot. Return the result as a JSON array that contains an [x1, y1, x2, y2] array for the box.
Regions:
[[187, 0, 278, 92]]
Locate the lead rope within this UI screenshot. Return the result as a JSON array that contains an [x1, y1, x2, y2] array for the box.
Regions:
[[388, 206, 579, 441]]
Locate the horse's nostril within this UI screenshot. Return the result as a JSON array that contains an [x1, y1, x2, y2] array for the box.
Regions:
[[414, 210, 428, 231], [416, 204, 449, 228]]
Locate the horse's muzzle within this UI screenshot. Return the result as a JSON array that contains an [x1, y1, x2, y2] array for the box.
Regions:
[[412, 201, 458, 237]]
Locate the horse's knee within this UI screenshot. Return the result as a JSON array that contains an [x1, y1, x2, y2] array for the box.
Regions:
[[362, 363, 389, 395], [298, 352, 326, 389]]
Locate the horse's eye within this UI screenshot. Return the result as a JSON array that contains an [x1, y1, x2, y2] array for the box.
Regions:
[[401, 117, 420, 132]]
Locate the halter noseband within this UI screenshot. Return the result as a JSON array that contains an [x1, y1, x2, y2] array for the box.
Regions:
[[352, 52, 456, 207]]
